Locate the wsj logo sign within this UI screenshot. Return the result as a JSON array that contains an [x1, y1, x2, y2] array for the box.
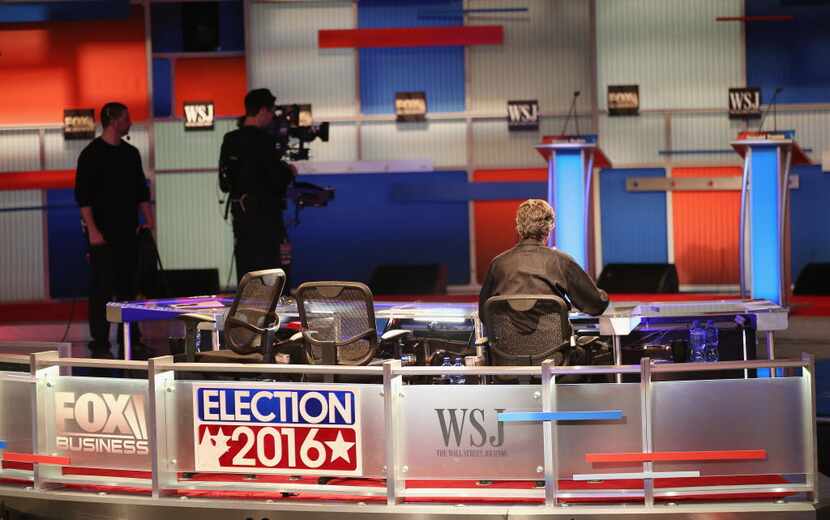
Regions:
[[55, 392, 149, 455], [435, 408, 506, 458], [608, 85, 639, 116], [729, 88, 761, 119], [507, 100, 539, 131], [194, 384, 362, 475], [184, 101, 215, 130]]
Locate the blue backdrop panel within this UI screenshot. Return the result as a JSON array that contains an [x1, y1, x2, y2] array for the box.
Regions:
[[218, 1, 245, 52], [791, 164, 830, 281], [0, 1, 129, 23], [47, 189, 90, 299], [550, 150, 587, 267], [150, 4, 183, 53], [358, 0, 465, 114], [152, 58, 172, 118], [746, 0, 830, 104], [749, 147, 781, 302], [599, 168, 668, 266], [287, 171, 470, 287]]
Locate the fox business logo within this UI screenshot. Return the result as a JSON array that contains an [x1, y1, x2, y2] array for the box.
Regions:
[[607, 85, 639, 116], [395, 92, 427, 122], [55, 392, 149, 455], [184, 101, 215, 130], [63, 108, 95, 140]]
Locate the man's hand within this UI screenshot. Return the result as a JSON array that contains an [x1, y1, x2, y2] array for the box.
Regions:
[[88, 228, 106, 246]]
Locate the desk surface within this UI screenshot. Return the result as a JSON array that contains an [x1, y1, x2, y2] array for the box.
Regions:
[[107, 296, 788, 333]]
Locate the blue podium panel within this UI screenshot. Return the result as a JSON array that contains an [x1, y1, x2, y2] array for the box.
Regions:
[[550, 149, 587, 267], [749, 147, 782, 304]]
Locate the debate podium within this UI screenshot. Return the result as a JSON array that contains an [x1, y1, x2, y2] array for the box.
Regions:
[[535, 134, 611, 275], [732, 130, 811, 306]]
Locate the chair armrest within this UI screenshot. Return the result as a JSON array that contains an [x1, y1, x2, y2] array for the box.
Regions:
[[380, 329, 412, 342], [289, 331, 304, 343], [177, 313, 216, 325], [475, 336, 488, 346]]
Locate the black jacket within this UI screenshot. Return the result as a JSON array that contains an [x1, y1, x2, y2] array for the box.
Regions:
[[479, 239, 609, 320]]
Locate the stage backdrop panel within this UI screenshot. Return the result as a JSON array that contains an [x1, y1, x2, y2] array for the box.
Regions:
[[358, 0, 465, 115], [671, 166, 741, 286], [599, 168, 668, 267]]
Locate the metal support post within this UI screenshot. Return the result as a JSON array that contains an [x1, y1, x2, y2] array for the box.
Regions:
[[383, 360, 403, 505], [802, 353, 819, 503], [541, 359, 558, 507], [30, 351, 60, 490], [148, 355, 176, 497], [613, 335, 623, 383], [640, 358, 654, 507]]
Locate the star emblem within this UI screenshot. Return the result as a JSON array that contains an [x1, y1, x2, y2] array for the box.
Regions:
[[324, 431, 355, 464]]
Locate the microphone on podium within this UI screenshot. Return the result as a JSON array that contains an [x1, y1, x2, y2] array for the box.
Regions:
[[758, 87, 783, 132], [561, 90, 581, 136]]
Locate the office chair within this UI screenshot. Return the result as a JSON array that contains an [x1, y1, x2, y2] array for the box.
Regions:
[[177, 268, 288, 364], [293, 281, 411, 367], [481, 294, 573, 369]]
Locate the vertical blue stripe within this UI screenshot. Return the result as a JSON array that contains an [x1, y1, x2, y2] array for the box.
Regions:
[[150, 4, 183, 53], [47, 189, 89, 299], [551, 150, 587, 268], [749, 146, 782, 304], [152, 58, 172, 118], [599, 168, 668, 266], [790, 164, 830, 281], [218, 1, 245, 52], [358, 0, 465, 114]]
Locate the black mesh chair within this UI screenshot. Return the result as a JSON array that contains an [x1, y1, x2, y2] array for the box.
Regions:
[[178, 269, 287, 364], [481, 294, 573, 368], [294, 282, 411, 366]]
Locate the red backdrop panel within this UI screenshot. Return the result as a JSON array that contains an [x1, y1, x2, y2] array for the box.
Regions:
[[319, 26, 503, 49], [473, 168, 546, 284], [0, 6, 149, 124], [671, 166, 742, 285], [174, 57, 247, 118]]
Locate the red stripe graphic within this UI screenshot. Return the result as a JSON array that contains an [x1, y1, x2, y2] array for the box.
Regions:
[[319, 26, 503, 49], [586, 449, 767, 463], [3, 452, 71, 465]]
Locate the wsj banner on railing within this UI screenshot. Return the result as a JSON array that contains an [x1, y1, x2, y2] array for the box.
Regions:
[[184, 101, 215, 130], [728, 87, 761, 119], [607, 85, 639, 116], [193, 383, 362, 475]]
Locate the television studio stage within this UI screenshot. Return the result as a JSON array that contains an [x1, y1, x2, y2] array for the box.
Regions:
[[0, 133, 828, 520]]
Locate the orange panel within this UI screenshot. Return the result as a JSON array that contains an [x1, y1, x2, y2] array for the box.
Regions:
[[0, 6, 149, 124], [472, 168, 546, 284], [174, 57, 247, 118], [671, 167, 742, 285]]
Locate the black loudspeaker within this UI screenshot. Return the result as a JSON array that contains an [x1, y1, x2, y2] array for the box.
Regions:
[[597, 263, 679, 293], [182, 2, 219, 52], [368, 264, 448, 295], [794, 263, 830, 295], [163, 268, 220, 297]]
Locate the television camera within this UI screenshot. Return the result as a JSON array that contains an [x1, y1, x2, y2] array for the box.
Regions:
[[271, 104, 330, 162]]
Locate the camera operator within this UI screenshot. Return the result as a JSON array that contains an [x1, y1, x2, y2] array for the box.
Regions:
[[219, 88, 296, 283]]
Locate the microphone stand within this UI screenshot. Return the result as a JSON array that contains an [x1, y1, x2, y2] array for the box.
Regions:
[[560, 91, 581, 136], [758, 87, 783, 132]]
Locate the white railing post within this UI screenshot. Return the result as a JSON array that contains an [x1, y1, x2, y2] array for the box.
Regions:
[[383, 359, 403, 505], [148, 355, 175, 497]]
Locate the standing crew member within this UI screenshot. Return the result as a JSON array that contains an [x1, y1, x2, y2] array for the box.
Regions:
[[75, 102, 153, 359], [219, 88, 295, 283]]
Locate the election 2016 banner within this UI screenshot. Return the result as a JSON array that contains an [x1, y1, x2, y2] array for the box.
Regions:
[[192, 383, 362, 476]]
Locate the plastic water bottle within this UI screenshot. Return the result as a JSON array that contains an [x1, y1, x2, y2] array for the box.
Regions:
[[452, 357, 466, 385], [705, 320, 720, 362], [439, 355, 452, 384], [688, 321, 706, 362]]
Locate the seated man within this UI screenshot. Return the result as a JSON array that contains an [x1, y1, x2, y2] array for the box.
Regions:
[[479, 199, 609, 321]]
